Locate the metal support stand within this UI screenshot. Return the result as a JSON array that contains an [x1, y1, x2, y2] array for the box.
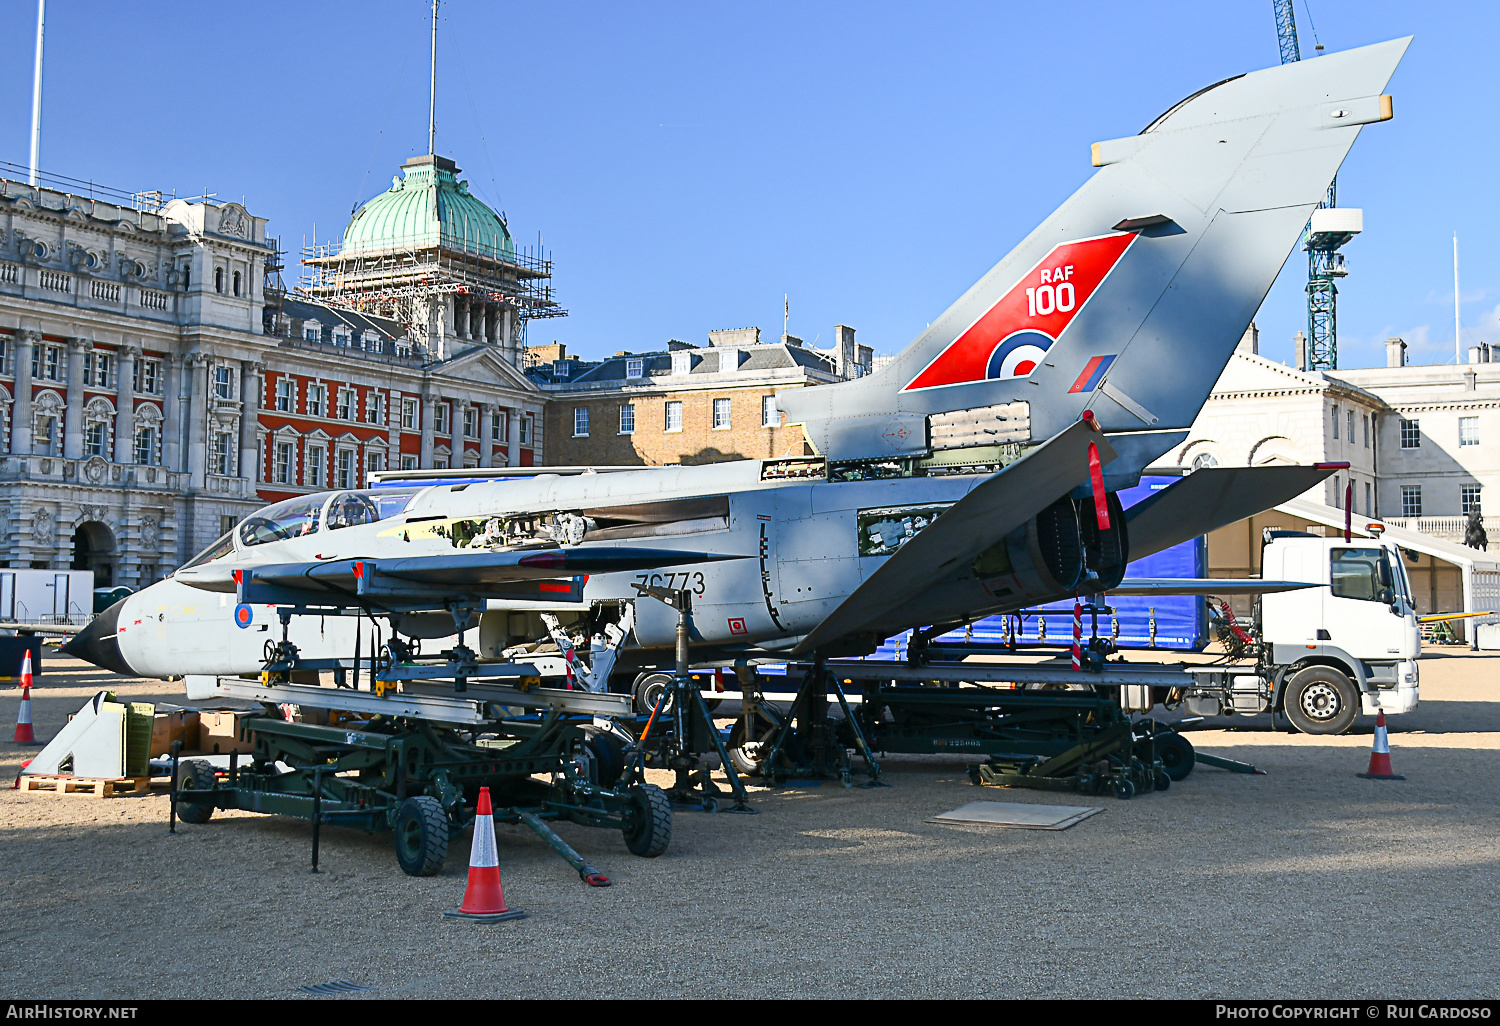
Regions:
[[630, 585, 755, 813], [761, 658, 881, 787], [310, 767, 324, 873], [167, 740, 180, 834]]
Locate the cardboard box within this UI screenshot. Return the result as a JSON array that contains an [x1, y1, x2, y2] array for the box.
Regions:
[[198, 709, 255, 755], [150, 708, 200, 757]]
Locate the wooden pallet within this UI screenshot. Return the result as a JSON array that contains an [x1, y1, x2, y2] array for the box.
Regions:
[[17, 775, 152, 797]]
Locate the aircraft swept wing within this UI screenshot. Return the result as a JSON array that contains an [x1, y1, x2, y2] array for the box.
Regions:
[[793, 420, 1115, 654], [182, 547, 747, 608], [1124, 464, 1343, 562], [1110, 578, 1316, 596]]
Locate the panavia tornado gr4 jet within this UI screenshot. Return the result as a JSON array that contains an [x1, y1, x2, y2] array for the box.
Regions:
[[66, 38, 1408, 684]]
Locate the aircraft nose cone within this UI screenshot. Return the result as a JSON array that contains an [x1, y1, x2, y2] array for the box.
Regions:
[[61, 598, 135, 676]]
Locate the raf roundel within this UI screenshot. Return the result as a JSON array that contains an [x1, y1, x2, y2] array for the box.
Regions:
[[234, 604, 254, 629]]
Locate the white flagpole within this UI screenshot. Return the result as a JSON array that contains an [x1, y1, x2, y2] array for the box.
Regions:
[[28, 0, 45, 187], [1454, 233, 1461, 365]]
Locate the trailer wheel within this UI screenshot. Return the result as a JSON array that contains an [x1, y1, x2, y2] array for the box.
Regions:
[[1284, 666, 1358, 736], [584, 732, 626, 788], [1156, 733, 1196, 781], [394, 796, 449, 877], [176, 760, 217, 824], [1112, 779, 1135, 800], [622, 783, 672, 858]]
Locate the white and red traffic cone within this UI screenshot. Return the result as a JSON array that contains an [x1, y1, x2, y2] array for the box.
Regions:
[[1357, 710, 1405, 780], [443, 786, 525, 922], [13, 650, 38, 745]]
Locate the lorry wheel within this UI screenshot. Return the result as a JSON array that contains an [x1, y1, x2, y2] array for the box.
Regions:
[[1156, 733, 1196, 782], [394, 795, 449, 877], [633, 672, 675, 716], [1284, 667, 1359, 735], [622, 783, 672, 857], [176, 760, 217, 824]]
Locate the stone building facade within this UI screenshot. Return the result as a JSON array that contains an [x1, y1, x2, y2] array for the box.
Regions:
[[0, 156, 550, 598], [531, 326, 872, 466]]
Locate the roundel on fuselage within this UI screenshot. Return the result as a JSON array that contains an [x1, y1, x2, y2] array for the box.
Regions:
[[986, 330, 1053, 379]]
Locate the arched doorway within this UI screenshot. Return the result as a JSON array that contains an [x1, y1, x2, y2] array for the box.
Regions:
[[71, 521, 116, 588]]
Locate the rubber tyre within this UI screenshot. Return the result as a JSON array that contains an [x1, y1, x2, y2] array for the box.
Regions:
[[622, 783, 672, 858], [1284, 666, 1359, 736], [1112, 779, 1135, 801], [394, 795, 450, 877], [633, 672, 676, 716], [584, 732, 626, 788], [1153, 769, 1171, 792], [727, 713, 783, 777], [1156, 732, 1196, 782], [176, 760, 217, 825]]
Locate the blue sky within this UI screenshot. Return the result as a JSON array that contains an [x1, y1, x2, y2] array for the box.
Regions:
[[0, 1, 1493, 369]]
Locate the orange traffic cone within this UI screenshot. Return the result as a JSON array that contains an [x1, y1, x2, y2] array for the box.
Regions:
[[1357, 711, 1405, 780], [13, 650, 37, 745], [443, 786, 525, 922]]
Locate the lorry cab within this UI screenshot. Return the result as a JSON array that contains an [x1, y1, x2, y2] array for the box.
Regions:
[[1259, 531, 1420, 733]]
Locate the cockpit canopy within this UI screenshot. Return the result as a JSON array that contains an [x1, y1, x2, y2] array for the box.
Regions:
[[180, 488, 422, 568]]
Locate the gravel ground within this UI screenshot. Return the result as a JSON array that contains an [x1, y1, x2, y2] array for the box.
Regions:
[[2, 648, 1497, 1000]]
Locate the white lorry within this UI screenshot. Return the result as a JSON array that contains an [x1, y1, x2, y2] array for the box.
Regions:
[[1179, 529, 1421, 735]]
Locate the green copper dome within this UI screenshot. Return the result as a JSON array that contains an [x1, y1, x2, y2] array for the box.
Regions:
[[342, 154, 514, 261]]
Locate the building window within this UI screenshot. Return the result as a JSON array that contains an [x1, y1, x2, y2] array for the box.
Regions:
[[44, 346, 60, 381], [304, 323, 321, 342], [214, 366, 232, 399], [672, 352, 692, 376], [626, 358, 644, 379], [1347, 410, 1354, 442], [307, 384, 326, 418], [1401, 485, 1422, 518], [134, 426, 155, 466], [362, 330, 382, 352], [332, 325, 350, 347], [275, 379, 294, 412], [573, 407, 590, 437], [402, 398, 417, 430], [36, 416, 56, 455], [619, 404, 635, 434], [1331, 405, 1339, 440], [1460, 416, 1479, 447], [336, 388, 355, 421], [214, 267, 224, 293], [1463, 485, 1483, 516], [712, 398, 731, 430], [491, 411, 505, 440], [553, 360, 571, 379], [401, 455, 418, 471], [520, 414, 531, 445], [1363, 414, 1370, 448], [1191, 452, 1219, 471], [1400, 418, 1420, 449], [367, 392, 384, 425], [1333, 476, 1342, 509], [433, 457, 450, 470], [84, 352, 111, 387], [366, 451, 384, 476], [463, 407, 478, 438], [665, 401, 683, 432], [762, 395, 779, 427], [274, 441, 293, 484], [435, 403, 450, 434], [1364, 482, 1372, 516], [232, 270, 242, 297], [307, 445, 325, 487], [134, 359, 160, 394], [336, 449, 355, 489], [84, 422, 105, 458], [212, 431, 233, 476]]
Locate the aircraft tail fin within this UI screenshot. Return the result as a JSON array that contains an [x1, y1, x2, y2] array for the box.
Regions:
[[779, 38, 1409, 469]]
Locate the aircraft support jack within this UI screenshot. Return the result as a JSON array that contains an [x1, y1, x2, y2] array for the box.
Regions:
[[761, 658, 884, 788], [627, 585, 755, 813]]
